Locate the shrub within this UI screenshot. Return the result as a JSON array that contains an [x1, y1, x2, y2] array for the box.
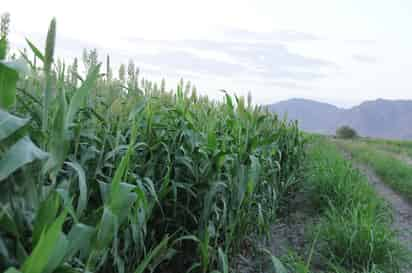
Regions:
[[336, 125, 358, 139]]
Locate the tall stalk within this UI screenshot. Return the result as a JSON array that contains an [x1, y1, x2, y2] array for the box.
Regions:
[[41, 18, 56, 141]]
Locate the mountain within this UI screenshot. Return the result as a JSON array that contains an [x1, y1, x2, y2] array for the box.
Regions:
[[268, 98, 412, 139]]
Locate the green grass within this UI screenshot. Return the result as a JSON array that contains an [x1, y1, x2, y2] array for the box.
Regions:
[[359, 137, 412, 158], [305, 137, 407, 272], [0, 17, 306, 273], [337, 139, 412, 201]]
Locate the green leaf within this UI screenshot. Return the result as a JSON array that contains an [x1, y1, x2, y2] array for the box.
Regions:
[[21, 212, 67, 273], [95, 207, 117, 250], [0, 58, 29, 76], [25, 38, 45, 63], [0, 37, 7, 60], [110, 182, 137, 223], [218, 248, 229, 273], [0, 61, 19, 110], [65, 223, 95, 259], [134, 235, 170, 273], [43, 232, 68, 273], [43, 86, 68, 177], [65, 161, 88, 217], [32, 192, 60, 245], [66, 64, 100, 127], [0, 206, 20, 238], [0, 110, 30, 141], [262, 249, 288, 273], [0, 136, 48, 181]]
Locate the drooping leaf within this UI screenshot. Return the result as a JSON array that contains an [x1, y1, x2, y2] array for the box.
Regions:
[[0, 58, 29, 76], [65, 223, 95, 259], [65, 161, 88, 217], [0, 136, 48, 181], [0, 110, 29, 142], [95, 207, 117, 251]]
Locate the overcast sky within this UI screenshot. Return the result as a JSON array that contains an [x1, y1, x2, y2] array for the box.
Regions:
[[2, 0, 412, 107]]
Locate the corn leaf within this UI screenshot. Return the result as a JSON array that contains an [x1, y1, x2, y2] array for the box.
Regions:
[[0, 136, 48, 181], [25, 39, 45, 63], [65, 161, 88, 217], [21, 212, 67, 273], [0, 110, 30, 141]]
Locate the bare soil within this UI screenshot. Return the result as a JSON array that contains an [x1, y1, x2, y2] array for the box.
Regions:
[[233, 192, 322, 273]]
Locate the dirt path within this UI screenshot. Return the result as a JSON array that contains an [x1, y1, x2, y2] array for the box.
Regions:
[[342, 151, 412, 253], [355, 163, 412, 250]]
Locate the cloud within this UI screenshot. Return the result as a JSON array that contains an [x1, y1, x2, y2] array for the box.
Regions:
[[352, 54, 377, 64], [122, 34, 334, 81], [224, 29, 320, 43], [346, 39, 377, 45], [12, 28, 335, 86]]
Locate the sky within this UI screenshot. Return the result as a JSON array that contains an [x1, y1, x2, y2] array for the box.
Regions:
[[2, 0, 412, 107]]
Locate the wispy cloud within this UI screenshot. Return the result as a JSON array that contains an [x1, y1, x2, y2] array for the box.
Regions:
[[352, 54, 377, 64], [12, 28, 335, 86]]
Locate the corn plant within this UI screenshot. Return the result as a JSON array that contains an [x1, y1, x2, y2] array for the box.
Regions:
[[1, 16, 306, 273]]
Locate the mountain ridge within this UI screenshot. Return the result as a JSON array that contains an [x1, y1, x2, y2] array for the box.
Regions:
[[268, 98, 412, 139]]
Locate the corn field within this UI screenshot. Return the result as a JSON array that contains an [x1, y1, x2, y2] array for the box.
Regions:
[[0, 17, 305, 273]]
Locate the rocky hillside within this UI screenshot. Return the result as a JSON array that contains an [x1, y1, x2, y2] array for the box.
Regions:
[[268, 98, 412, 139]]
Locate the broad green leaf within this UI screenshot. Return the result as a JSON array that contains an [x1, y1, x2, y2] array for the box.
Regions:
[[65, 161, 88, 217], [43, 232, 69, 273], [32, 192, 60, 245], [0, 136, 48, 181], [95, 207, 117, 250], [0, 61, 19, 110], [110, 182, 137, 223], [0, 110, 30, 142], [66, 223, 95, 259], [21, 212, 67, 273], [0, 58, 29, 76]]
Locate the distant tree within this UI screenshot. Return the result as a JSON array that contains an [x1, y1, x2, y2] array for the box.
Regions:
[[336, 125, 358, 139]]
